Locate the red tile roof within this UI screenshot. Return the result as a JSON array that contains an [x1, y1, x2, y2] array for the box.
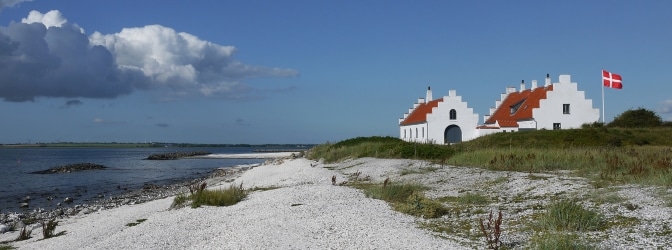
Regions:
[[484, 85, 553, 128], [400, 98, 443, 126]]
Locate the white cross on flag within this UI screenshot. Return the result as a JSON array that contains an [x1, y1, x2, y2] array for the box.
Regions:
[[602, 69, 623, 89]]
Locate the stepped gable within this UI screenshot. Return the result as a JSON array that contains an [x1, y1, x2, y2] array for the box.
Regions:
[[483, 85, 553, 128], [399, 98, 443, 126]]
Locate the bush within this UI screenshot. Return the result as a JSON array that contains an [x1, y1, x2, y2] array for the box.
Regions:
[[608, 108, 663, 128]]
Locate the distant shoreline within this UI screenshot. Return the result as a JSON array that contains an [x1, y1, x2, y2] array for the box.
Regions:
[[0, 143, 315, 149]]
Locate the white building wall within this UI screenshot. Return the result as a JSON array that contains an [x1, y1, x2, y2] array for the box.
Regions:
[[425, 90, 479, 144], [399, 123, 429, 143], [534, 75, 600, 129]]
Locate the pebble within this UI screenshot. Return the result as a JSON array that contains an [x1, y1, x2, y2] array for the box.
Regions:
[[0, 164, 256, 230]]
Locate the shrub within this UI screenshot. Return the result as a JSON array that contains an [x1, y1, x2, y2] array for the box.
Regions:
[[608, 108, 663, 128]]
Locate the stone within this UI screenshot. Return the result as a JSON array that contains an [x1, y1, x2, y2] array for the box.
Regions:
[[0, 224, 9, 234], [64, 197, 74, 203], [20, 202, 29, 208]]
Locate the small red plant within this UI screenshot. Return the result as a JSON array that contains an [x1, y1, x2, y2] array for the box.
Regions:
[[478, 210, 503, 250]]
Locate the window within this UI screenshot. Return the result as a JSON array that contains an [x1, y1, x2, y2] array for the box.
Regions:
[[404, 129, 406, 138], [422, 127, 425, 138], [449, 109, 457, 120], [553, 123, 561, 130], [415, 128, 418, 138], [510, 99, 526, 114], [563, 104, 570, 114]]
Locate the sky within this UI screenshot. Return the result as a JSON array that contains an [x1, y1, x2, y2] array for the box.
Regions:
[[0, 0, 670, 144]]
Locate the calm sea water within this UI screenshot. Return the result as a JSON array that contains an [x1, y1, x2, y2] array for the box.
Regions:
[[0, 147, 267, 214]]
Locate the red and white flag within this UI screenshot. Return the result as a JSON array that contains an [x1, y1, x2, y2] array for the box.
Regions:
[[602, 69, 623, 89]]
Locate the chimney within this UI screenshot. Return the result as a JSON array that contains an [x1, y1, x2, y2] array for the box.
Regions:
[[544, 74, 551, 87], [532, 80, 538, 89], [520, 80, 525, 92], [426, 86, 433, 102]]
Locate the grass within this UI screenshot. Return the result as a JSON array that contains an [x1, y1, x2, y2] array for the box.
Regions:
[[447, 146, 672, 186], [125, 219, 148, 227], [172, 183, 247, 209], [528, 232, 595, 250], [305, 132, 672, 247], [356, 181, 448, 218], [41, 218, 66, 239], [0, 245, 14, 250], [399, 166, 440, 175], [536, 200, 606, 232], [308, 136, 454, 163]]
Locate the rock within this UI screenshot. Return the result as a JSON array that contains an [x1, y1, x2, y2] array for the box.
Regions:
[[20, 202, 29, 208], [64, 197, 74, 203], [78, 208, 90, 215], [146, 151, 211, 160], [52, 209, 64, 217], [31, 163, 107, 174], [22, 196, 31, 202], [0, 224, 9, 233]]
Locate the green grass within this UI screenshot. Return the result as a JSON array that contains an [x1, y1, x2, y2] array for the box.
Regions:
[[399, 166, 440, 175], [357, 182, 448, 218], [537, 200, 606, 232], [308, 136, 454, 163], [172, 183, 247, 209], [0, 245, 15, 250], [528, 232, 595, 250], [125, 219, 148, 227]]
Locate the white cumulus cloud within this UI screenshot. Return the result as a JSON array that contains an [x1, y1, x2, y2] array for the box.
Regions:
[[0, 10, 298, 102]]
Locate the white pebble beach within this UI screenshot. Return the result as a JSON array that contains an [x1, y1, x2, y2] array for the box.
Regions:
[[3, 155, 672, 249]]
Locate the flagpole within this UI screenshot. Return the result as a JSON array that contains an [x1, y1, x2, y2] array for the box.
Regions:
[[602, 71, 605, 123]]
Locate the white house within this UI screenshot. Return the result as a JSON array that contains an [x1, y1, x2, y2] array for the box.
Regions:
[[399, 87, 479, 144], [400, 74, 600, 143]]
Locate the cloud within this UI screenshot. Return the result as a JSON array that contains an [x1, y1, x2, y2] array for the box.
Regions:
[[0, 0, 31, 12], [59, 99, 83, 108], [0, 10, 298, 102], [92, 118, 125, 125], [235, 118, 251, 126], [660, 99, 672, 113]]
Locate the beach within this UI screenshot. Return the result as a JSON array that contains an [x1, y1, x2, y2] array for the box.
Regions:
[[2, 155, 672, 249]]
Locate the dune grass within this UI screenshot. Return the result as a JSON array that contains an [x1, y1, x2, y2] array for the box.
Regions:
[[172, 183, 247, 209], [352, 181, 448, 219], [528, 232, 594, 250], [536, 200, 606, 232]]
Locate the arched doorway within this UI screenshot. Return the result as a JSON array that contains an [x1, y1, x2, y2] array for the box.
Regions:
[[444, 125, 462, 144]]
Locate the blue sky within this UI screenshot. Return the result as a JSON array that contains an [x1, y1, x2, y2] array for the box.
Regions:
[[0, 1, 670, 144]]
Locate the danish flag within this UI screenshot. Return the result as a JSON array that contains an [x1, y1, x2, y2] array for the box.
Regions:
[[602, 69, 622, 89]]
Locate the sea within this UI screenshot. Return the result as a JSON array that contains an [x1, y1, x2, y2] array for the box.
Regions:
[[0, 146, 284, 214]]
